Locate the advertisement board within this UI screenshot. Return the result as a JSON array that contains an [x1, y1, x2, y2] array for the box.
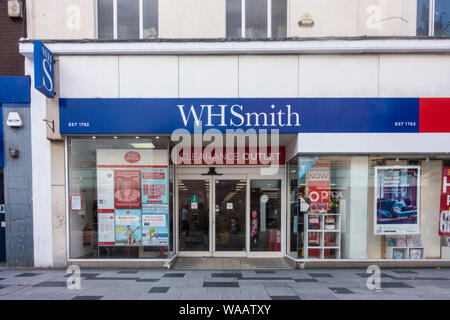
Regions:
[[142, 204, 169, 246], [141, 168, 169, 204], [115, 209, 142, 246], [96, 149, 170, 247], [374, 166, 420, 235]]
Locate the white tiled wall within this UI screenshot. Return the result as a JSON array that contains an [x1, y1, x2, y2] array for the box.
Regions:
[[238, 56, 299, 98], [59, 56, 119, 98], [179, 56, 238, 97], [59, 54, 450, 99], [119, 56, 179, 98], [298, 55, 379, 97], [379, 55, 450, 98]]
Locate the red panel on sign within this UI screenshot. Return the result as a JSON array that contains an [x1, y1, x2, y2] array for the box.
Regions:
[[419, 98, 450, 133], [175, 147, 285, 166]]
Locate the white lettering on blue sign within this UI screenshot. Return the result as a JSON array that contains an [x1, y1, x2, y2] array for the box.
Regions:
[[176, 104, 301, 128], [34, 41, 55, 98]]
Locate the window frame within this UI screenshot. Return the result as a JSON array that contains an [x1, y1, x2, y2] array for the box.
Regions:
[[232, 0, 289, 39], [97, 0, 157, 40], [428, 0, 450, 36]]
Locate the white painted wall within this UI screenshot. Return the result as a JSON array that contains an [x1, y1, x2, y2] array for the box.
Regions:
[[159, 0, 226, 39], [355, 0, 417, 36], [289, 0, 358, 37], [26, 57, 54, 267], [27, 0, 95, 39], [289, 0, 417, 37]]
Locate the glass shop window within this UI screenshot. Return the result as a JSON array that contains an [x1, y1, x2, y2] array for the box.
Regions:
[[250, 180, 281, 252], [68, 136, 175, 259]]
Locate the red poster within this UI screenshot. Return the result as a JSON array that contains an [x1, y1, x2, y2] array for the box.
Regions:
[[114, 170, 141, 209], [307, 163, 330, 211], [439, 167, 450, 236]]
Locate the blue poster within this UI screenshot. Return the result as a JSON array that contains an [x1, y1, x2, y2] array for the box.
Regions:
[[142, 204, 169, 246], [298, 157, 318, 179], [141, 167, 169, 204], [115, 209, 142, 246]]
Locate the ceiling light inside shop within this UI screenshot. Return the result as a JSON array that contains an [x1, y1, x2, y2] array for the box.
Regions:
[[131, 143, 155, 149]]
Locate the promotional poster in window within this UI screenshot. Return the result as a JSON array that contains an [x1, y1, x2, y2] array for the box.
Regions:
[[96, 149, 170, 247], [374, 166, 420, 235]]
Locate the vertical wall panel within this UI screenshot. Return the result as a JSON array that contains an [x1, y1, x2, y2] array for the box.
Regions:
[[3, 106, 34, 267]]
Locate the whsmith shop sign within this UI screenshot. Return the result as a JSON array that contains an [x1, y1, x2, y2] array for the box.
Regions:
[[59, 98, 450, 134], [33, 40, 54, 98]]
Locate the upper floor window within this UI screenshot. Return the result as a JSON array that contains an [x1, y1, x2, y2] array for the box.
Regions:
[[98, 0, 158, 39], [417, 0, 450, 36], [226, 0, 287, 39], [434, 0, 450, 36]]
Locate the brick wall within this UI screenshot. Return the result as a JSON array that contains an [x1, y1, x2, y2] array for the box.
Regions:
[[0, 0, 26, 76]]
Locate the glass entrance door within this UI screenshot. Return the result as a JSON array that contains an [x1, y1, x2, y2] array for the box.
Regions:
[[214, 179, 247, 253], [178, 179, 210, 253]]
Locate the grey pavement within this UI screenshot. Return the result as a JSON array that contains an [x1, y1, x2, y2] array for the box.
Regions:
[[0, 266, 449, 300]]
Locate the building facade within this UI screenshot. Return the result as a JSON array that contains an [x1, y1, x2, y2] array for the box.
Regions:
[[13, 0, 450, 268]]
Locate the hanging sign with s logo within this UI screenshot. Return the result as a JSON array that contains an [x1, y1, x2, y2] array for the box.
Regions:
[[33, 40, 55, 98]]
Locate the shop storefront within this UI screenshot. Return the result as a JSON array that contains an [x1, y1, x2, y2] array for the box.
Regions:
[[17, 38, 450, 267], [60, 93, 450, 266]]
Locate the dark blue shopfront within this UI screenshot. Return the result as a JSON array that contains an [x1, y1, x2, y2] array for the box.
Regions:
[[0, 76, 31, 264]]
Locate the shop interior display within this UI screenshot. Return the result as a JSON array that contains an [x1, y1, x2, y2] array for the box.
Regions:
[[303, 213, 341, 259], [385, 235, 424, 259]]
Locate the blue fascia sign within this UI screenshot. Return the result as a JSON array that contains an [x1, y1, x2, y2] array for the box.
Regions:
[[59, 98, 420, 134], [33, 40, 55, 98]]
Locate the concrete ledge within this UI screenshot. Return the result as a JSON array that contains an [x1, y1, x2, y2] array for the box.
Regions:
[[68, 258, 175, 269], [295, 260, 450, 269]]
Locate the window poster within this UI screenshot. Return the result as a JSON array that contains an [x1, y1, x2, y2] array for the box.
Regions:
[[114, 170, 141, 209], [115, 209, 142, 246], [97, 168, 115, 209], [97, 168, 115, 245], [439, 167, 450, 236], [306, 162, 330, 212], [70, 195, 82, 211], [141, 168, 169, 204], [142, 204, 169, 246], [96, 149, 170, 247], [374, 166, 420, 235], [98, 211, 115, 246]]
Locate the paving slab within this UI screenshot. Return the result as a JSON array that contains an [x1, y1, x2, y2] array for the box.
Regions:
[[0, 267, 448, 300]]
